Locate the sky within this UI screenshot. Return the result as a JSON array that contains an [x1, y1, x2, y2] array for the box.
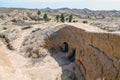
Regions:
[[0, 0, 120, 10]]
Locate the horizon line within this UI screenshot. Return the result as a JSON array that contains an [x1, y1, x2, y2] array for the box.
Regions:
[[0, 7, 120, 11]]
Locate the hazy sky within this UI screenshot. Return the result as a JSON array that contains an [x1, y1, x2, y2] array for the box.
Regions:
[[0, 0, 120, 10]]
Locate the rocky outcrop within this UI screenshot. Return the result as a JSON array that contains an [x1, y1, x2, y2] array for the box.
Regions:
[[0, 28, 21, 50], [20, 30, 49, 58]]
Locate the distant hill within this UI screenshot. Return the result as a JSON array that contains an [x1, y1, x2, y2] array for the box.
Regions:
[[0, 7, 120, 18], [0, 7, 120, 30]]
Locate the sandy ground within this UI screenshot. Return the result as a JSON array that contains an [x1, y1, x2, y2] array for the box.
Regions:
[[0, 39, 62, 80]]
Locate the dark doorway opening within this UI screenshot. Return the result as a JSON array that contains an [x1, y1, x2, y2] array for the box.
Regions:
[[69, 49, 76, 62], [61, 42, 69, 52]]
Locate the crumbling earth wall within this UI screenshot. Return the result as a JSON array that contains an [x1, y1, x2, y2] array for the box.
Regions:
[[46, 25, 120, 80]]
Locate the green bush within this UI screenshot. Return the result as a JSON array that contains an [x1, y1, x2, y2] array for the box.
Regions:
[[107, 29, 114, 32], [73, 20, 78, 23], [73, 20, 76, 23], [82, 21, 88, 24], [2, 26, 7, 30]]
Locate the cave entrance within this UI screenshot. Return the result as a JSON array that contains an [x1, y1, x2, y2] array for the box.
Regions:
[[69, 49, 76, 62], [61, 42, 69, 52]]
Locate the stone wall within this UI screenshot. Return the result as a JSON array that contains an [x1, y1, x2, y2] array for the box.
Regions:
[[46, 25, 120, 80]]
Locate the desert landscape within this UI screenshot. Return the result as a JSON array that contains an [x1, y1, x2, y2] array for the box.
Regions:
[[0, 7, 120, 80]]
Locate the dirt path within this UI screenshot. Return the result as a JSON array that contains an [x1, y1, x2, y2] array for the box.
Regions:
[[0, 40, 15, 80]]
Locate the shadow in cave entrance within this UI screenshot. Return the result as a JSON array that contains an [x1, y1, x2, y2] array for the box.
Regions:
[[61, 42, 69, 53], [61, 42, 76, 62], [69, 49, 76, 62], [49, 42, 83, 80]]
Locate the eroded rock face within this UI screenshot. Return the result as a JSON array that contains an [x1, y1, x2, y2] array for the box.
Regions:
[[44, 25, 120, 80], [20, 27, 51, 58], [0, 28, 21, 50]]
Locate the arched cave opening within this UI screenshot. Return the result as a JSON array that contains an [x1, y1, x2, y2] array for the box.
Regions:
[[61, 42, 69, 52], [69, 49, 76, 62], [61, 42, 76, 62]]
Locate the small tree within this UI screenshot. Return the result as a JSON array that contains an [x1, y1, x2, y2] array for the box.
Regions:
[[68, 14, 73, 22], [43, 13, 48, 22], [55, 15, 60, 22], [37, 10, 41, 22], [60, 13, 65, 23], [37, 10, 41, 16]]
